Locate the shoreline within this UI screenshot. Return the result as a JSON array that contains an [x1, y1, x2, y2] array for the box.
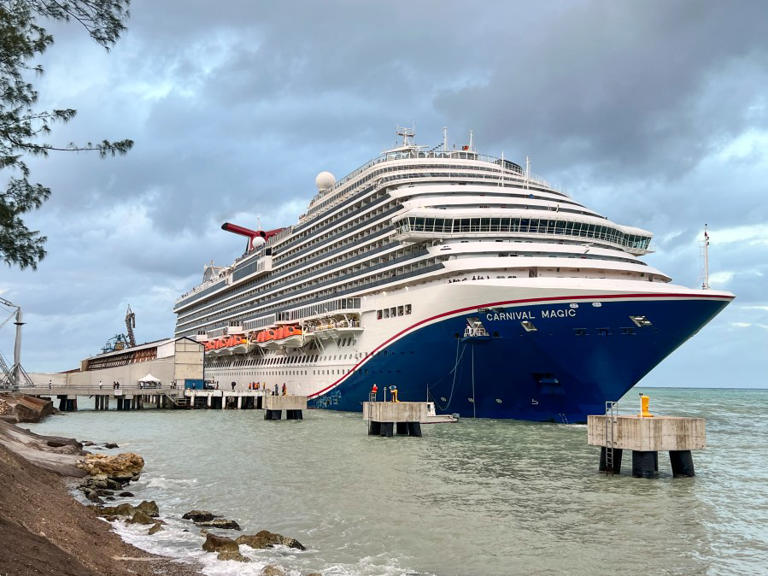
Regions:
[[0, 415, 203, 576]]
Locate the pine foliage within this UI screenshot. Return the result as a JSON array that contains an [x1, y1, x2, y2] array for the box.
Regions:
[[0, 0, 133, 269]]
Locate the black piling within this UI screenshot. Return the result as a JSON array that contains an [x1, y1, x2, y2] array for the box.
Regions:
[[670, 450, 695, 477], [407, 422, 422, 437], [599, 447, 624, 473], [632, 451, 659, 479]]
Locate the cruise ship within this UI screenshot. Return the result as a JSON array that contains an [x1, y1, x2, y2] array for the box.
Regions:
[[174, 129, 733, 422]]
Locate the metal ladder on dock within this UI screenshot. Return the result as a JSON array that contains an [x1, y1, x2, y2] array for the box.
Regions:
[[604, 400, 618, 473]]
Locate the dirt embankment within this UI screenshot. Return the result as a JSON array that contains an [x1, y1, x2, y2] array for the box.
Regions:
[[0, 414, 201, 576]]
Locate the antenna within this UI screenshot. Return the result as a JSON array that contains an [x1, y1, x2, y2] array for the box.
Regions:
[[442, 127, 447, 152], [701, 224, 710, 289], [468, 130, 474, 151], [525, 156, 531, 189], [396, 126, 415, 147]]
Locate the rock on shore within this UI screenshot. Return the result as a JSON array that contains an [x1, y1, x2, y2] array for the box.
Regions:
[[0, 421, 202, 576], [0, 394, 54, 423]]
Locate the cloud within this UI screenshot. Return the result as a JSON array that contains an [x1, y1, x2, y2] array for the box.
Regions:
[[2, 0, 767, 385]]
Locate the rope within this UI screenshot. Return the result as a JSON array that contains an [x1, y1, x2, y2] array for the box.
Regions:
[[430, 337, 465, 411]]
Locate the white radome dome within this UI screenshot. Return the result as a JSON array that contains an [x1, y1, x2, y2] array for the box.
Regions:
[[315, 171, 336, 192]]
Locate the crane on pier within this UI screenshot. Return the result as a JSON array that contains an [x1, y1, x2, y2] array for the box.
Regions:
[[125, 305, 136, 348], [99, 305, 137, 354], [0, 296, 33, 390]]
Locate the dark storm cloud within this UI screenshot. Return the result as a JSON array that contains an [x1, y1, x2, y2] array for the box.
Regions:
[[436, 1, 768, 178]]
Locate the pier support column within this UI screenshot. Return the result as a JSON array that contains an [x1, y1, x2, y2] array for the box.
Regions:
[[669, 450, 695, 477], [379, 422, 394, 437], [599, 447, 624, 473], [105, 396, 110, 410], [207, 395, 212, 408], [407, 422, 422, 437], [237, 397, 242, 410], [632, 451, 658, 479], [368, 421, 381, 436]]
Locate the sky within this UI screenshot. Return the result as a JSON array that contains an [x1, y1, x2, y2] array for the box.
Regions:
[[1, 0, 767, 387]]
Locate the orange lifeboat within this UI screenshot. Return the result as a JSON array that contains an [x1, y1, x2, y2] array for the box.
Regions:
[[256, 330, 269, 343], [274, 326, 287, 340]]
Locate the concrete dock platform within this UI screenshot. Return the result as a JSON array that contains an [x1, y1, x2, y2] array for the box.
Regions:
[[363, 402, 432, 437], [263, 395, 307, 420], [588, 415, 705, 478]]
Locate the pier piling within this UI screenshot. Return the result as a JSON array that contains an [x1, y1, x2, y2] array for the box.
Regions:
[[263, 395, 307, 420], [363, 402, 428, 437], [588, 414, 704, 478]]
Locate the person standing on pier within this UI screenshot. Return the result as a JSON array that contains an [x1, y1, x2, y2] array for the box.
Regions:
[[282, 383, 287, 396]]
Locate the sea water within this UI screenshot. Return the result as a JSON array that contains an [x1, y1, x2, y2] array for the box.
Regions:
[[27, 387, 768, 576]]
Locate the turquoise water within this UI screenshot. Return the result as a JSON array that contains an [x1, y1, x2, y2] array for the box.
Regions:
[[28, 388, 768, 575]]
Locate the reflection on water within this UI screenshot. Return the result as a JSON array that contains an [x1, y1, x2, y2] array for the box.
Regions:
[[28, 387, 768, 576]]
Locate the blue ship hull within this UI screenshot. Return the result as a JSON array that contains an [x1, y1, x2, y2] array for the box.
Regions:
[[309, 294, 731, 422]]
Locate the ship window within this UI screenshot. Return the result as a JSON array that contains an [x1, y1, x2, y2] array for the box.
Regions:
[[573, 328, 588, 336], [406, 304, 412, 314], [597, 328, 611, 337], [390, 307, 396, 317], [621, 327, 636, 335], [398, 306, 404, 316], [521, 321, 537, 332]]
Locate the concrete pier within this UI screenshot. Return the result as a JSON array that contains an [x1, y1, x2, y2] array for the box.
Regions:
[[20, 384, 269, 411], [363, 402, 428, 437], [263, 395, 307, 420], [588, 415, 705, 478]]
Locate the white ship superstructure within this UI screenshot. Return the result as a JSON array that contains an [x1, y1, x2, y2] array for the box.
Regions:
[[174, 130, 732, 421]]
